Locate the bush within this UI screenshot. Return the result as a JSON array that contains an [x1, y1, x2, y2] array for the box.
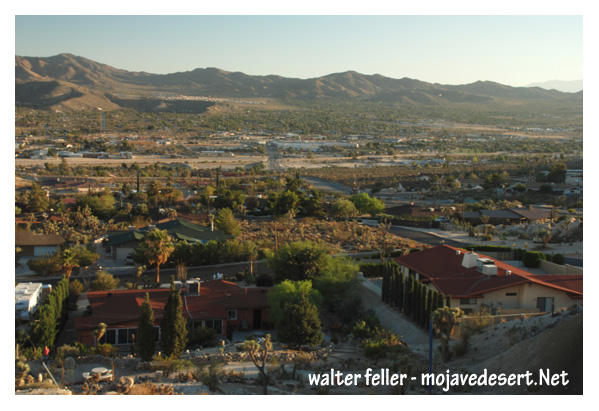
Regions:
[[188, 327, 217, 348], [552, 253, 565, 265], [522, 251, 541, 268], [69, 279, 84, 296], [90, 271, 120, 291], [55, 344, 81, 362], [95, 343, 117, 357]]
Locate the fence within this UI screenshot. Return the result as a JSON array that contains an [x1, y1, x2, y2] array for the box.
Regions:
[[539, 260, 583, 276]]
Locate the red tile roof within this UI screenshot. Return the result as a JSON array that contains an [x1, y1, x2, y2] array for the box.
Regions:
[[75, 280, 269, 330], [393, 245, 583, 299]]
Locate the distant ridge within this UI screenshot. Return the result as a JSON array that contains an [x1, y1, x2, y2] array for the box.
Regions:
[[525, 79, 582, 93], [15, 53, 583, 111]]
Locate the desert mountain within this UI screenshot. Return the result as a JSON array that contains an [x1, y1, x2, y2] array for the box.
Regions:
[[15, 53, 583, 111]]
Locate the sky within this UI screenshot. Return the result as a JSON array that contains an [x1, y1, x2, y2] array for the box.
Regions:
[[14, 13, 584, 87]]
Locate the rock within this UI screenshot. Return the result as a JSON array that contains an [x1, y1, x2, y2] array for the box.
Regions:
[[153, 370, 164, 382], [113, 376, 135, 394], [63, 357, 76, 370]]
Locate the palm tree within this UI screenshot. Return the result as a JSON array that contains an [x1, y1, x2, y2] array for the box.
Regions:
[[59, 248, 79, 280], [138, 229, 175, 284]]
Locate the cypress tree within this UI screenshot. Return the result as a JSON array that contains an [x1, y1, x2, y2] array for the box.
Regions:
[[405, 275, 414, 319], [420, 285, 428, 327], [437, 292, 446, 309], [426, 289, 434, 328], [137, 293, 156, 361], [397, 272, 404, 312], [393, 270, 401, 309], [382, 268, 389, 304], [160, 277, 188, 358], [446, 295, 452, 308]]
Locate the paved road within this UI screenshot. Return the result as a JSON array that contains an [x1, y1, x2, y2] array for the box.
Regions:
[[388, 225, 467, 248]]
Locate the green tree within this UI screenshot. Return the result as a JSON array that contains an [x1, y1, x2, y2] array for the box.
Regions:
[[277, 295, 323, 347], [159, 277, 188, 358], [267, 241, 331, 283], [135, 229, 175, 284], [27, 183, 49, 213], [214, 208, 241, 237], [546, 162, 567, 183], [329, 198, 358, 220], [274, 190, 300, 216], [267, 280, 323, 326], [349, 192, 384, 216], [137, 293, 156, 361]]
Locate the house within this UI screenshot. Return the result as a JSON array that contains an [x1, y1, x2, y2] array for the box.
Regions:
[[74, 279, 270, 346], [15, 282, 43, 320], [384, 204, 440, 219], [393, 245, 582, 314], [461, 206, 552, 225], [104, 219, 231, 261], [15, 231, 66, 257]]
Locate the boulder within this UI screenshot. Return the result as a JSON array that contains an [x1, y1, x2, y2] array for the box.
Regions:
[[112, 376, 135, 394], [63, 357, 76, 370]]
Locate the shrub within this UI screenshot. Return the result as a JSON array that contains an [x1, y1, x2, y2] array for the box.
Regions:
[[55, 344, 81, 361], [522, 251, 541, 268], [188, 327, 217, 348], [69, 279, 84, 296], [90, 271, 120, 291], [552, 253, 565, 265], [95, 343, 117, 357]]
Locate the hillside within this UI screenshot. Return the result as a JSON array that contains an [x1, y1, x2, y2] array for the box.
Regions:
[[15, 54, 582, 112]]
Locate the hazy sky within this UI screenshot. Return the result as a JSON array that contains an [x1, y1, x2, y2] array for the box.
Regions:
[[14, 14, 583, 87]]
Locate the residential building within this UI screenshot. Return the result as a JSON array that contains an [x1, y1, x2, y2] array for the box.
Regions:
[[74, 279, 270, 346], [104, 219, 231, 261], [15, 231, 66, 257], [393, 245, 582, 314]]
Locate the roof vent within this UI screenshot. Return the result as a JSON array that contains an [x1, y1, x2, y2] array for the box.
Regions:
[[506, 270, 512, 276], [456, 250, 461, 255]]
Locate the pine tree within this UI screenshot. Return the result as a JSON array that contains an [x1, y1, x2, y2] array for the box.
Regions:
[[160, 277, 188, 358], [137, 293, 156, 361]]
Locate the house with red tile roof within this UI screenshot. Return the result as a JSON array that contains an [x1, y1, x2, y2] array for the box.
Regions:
[[393, 245, 582, 314], [74, 279, 270, 347]]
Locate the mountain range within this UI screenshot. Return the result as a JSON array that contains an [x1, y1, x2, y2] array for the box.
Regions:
[[15, 53, 583, 112]]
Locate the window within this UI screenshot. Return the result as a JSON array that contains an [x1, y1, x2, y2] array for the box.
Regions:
[[460, 298, 477, 305], [99, 327, 142, 345], [505, 292, 517, 297], [204, 319, 223, 335], [228, 310, 238, 320]]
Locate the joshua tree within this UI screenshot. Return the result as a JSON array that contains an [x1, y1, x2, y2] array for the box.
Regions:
[[92, 322, 107, 347], [240, 334, 272, 394]]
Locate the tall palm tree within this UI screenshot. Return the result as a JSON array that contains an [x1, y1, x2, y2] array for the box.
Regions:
[[138, 229, 175, 284]]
